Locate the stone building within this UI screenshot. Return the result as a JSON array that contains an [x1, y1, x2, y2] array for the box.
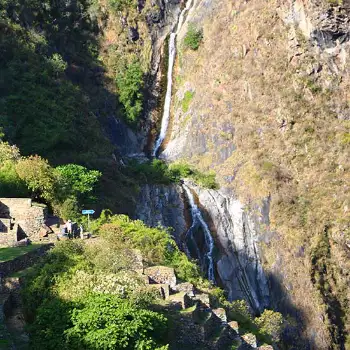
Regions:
[[0, 198, 47, 246]]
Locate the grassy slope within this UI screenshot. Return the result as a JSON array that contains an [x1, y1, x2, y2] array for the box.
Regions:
[[0, 244, 44, 263], [172, 0, 350, 348]]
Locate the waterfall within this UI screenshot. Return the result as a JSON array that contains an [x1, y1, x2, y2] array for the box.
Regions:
[[152, 0, 194, 157], [150, 0, 216, 284], [183, 184, 215, 284]]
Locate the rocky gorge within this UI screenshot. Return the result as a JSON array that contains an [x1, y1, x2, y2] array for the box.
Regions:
[[108, 0, 350, 349]]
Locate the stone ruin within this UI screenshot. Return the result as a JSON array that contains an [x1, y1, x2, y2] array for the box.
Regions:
[[0, 198, 47, 247], [139, 261, 274, 349]]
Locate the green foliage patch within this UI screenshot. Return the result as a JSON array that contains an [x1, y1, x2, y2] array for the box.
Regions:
[[126, 159, 218, 189], [0, 142, 101, 221], [116, 61, 144, 124], [183, 24, 203, 50], [182, 91, 195, 113]]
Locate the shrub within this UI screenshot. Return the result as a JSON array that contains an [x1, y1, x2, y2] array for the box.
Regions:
[[108, 0, 136, 12], [254, 309, 284, 342], [127, 159, 219, 189], [56, 197, 81, 221], [184, 24, 203, 50], [0, 160, 28, 197], [65, 293, 168, 350]]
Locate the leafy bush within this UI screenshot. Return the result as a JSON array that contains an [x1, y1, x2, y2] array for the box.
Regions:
[[254, 309, 284, 342], [116, 61, 144, 124], [0, 160, 28, 197], [183, 24, 203, 50], [65, 293, 168, 350]]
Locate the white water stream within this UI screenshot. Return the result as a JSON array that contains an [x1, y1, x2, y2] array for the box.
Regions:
[[151, 0, 215, 283], [152, 0, 194, 157], [183, 185, 215, 283]]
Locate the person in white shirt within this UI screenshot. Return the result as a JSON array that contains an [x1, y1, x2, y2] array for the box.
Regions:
[[66, 220, 72, 238]]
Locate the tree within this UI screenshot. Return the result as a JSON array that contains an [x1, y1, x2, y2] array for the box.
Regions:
[[55, 164, 101, 201], [16, 155, 56, 201]]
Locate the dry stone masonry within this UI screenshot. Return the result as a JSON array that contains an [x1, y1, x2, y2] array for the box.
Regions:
[[0, 198, 47, 246]]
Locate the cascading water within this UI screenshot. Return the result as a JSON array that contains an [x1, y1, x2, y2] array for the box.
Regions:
[[152, 0, 194, 157], [150, 0, 216, 284], [183, 184, 215, 284]]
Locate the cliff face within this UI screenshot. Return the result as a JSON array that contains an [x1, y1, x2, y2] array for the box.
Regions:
[[185, 182, 270, 313], [157, 0, 350, 348], [135, 184, 186, 244]]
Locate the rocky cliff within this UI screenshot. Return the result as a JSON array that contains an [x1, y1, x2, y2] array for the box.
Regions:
[[153, 0, 350, 349]]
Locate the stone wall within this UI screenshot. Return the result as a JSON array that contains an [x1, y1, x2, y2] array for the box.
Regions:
[[0, 198, 47, 243]]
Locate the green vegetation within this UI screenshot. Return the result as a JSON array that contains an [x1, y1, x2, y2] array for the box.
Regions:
[[182, 91, 195, 113], [0, 244, 44, 262], [108, 0, 137, 12], [184, 24, 203, 50], [116, 61, 144, 124], [0, 0, 110, 163], [126, 159, 218, 189], [0, 142, 101, 220], [0, 0, 146, 215], [21, 215, 206, 349]]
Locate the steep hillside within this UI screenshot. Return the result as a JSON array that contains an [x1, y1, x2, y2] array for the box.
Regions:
[[161, 0, 350, 348]]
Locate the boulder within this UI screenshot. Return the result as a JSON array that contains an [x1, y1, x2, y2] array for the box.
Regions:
[[149, 283, 170, 299]]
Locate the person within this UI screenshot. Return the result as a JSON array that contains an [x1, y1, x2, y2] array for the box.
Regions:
[[79, 224, 84, 240], [66, 220, 72, 238]]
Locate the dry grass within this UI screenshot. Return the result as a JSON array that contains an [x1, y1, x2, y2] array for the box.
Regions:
[[169, 0, 350, 347]]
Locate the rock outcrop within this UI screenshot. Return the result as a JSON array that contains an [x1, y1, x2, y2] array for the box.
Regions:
[[135, 184, 186, 244]]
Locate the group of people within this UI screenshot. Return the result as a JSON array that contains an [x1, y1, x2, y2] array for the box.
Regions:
[[62, 220, 84, 239]]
